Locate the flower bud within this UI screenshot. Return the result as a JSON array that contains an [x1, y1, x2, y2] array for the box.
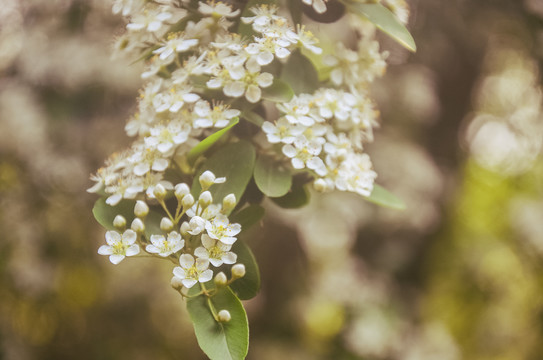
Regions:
[[199, 170, 216, 190], [175, 183, 190, 199], [113, 215, 126, 230], [160, 217, 174, 232], [231, 264, 246, 279], [199, 190, 212, 208], [171, 276, 184, 291], [131, 218, 145, 233], [313, 178, 328, 192], [180, 221, 190, 237], [222, 194, 236, 213], [214, 272, 228, 287], [134, 200, 149, 218], [153, 183, 167, 200], [217, 309, 231, 323], [182, 194, 195, 208]]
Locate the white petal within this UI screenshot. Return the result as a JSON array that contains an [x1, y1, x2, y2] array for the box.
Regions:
[[245, 85, 261, 103], [173, 266, 186, 279], [105, 231, 121, 245], [194, 247, 209, 259], [126, 244, 140, 256], [224, 81, 246, 97], [134, 163, 150, 176], [122, 229, 137, 244], [98, 245, 113, 255], [109, 254, 125, 265], [179, 254, 195, 269], [106, 194, 122, 206], [152, 158, 169, 172], [257, 73, 273, 88], [222, 252, 237, 264], [182, 279, 198, 288], [195, 258, 210, 271], [282, 144, 297, 158], [199, 269, 213, 283]]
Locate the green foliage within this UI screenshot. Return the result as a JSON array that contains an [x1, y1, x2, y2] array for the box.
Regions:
[[254, 155, 293, 198], [271, 182, 310, 208], [230, 241, 261, 300], [192, 141, 256, 208], [261, 78, 295, 103], [92, 198, 135, 230], [230, 204, 265, 230], [187, 118, 239, 165], [241, 111, 265, 127], [280, 50, 320, 95], [365, 184, 406, 210], [345, 2, 416, 52], [186, 287, 249, 360]]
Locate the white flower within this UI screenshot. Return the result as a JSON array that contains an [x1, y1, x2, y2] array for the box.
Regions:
[[262, 118, 305, 144], [193, 101, 240, 128], [144, 122, 192, 153], [198, 2, 240, 18], [282, 135, 326, 175], [152, 86, 200, 113], [153, 34, 199, 64], [296, 25, 322, 54], [98, 230, 140, 264], [127, 7, 174, 33], [172, 254, 213, 288], [187, 216, 206, 235], [128, 144, 171, 176], [205, 214, 241, 245], [146, 231, 185, 256], [194, 234, 237, 267]]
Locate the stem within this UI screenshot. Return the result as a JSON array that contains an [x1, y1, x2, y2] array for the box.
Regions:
[[206, 296, 220, 322], [158, 199, 175, 222]]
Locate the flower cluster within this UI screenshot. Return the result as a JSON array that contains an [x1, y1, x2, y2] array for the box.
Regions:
[[262, 88, 378, 196], [89, 1, 324, 205], [97, 170, 244, 290]]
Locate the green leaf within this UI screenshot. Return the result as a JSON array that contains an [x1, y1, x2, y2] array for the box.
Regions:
[[192, 141, 256, 209], [241, 111, 265, 127], [238, 0, 277, 38], [230, 204, 265, 230], [346, 2, 416, 52], [253, 155, 292, 198], [280, 50, 320, 95], [261, 78, 295, 103], [92, 198, 135, 230], [271, 183, 310, 208], [186, 287, 249, 360], [365, 184, 406, 210], [187, 118, 239, 165], [230, 240, 261, 300]]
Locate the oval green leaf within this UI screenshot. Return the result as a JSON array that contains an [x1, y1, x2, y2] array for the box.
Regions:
[[92, 198, 135, 230], [187, 118, 239, 165], [192, 141, 256, 210], [230, 204, 265, 230], [346, 3, 416, 52], [186, 287, 249, 360], [230, 240, 261, 300], [365, 184, 406, 210], [253, 155, 292, 198], [280, 50, 320, 95], [261, 78, 295, 103], [271, 182, 310, 209]]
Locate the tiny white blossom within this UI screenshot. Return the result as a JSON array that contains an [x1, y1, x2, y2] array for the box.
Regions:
[[205, 214, 241, 245], [194, 234, 237, 267], [98, 230, 140, 264], [146, 231, 185, 256], [172, 254, 213, 288]]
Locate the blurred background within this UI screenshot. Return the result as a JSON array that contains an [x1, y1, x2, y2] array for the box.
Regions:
[[1, 0, 543, 359]]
